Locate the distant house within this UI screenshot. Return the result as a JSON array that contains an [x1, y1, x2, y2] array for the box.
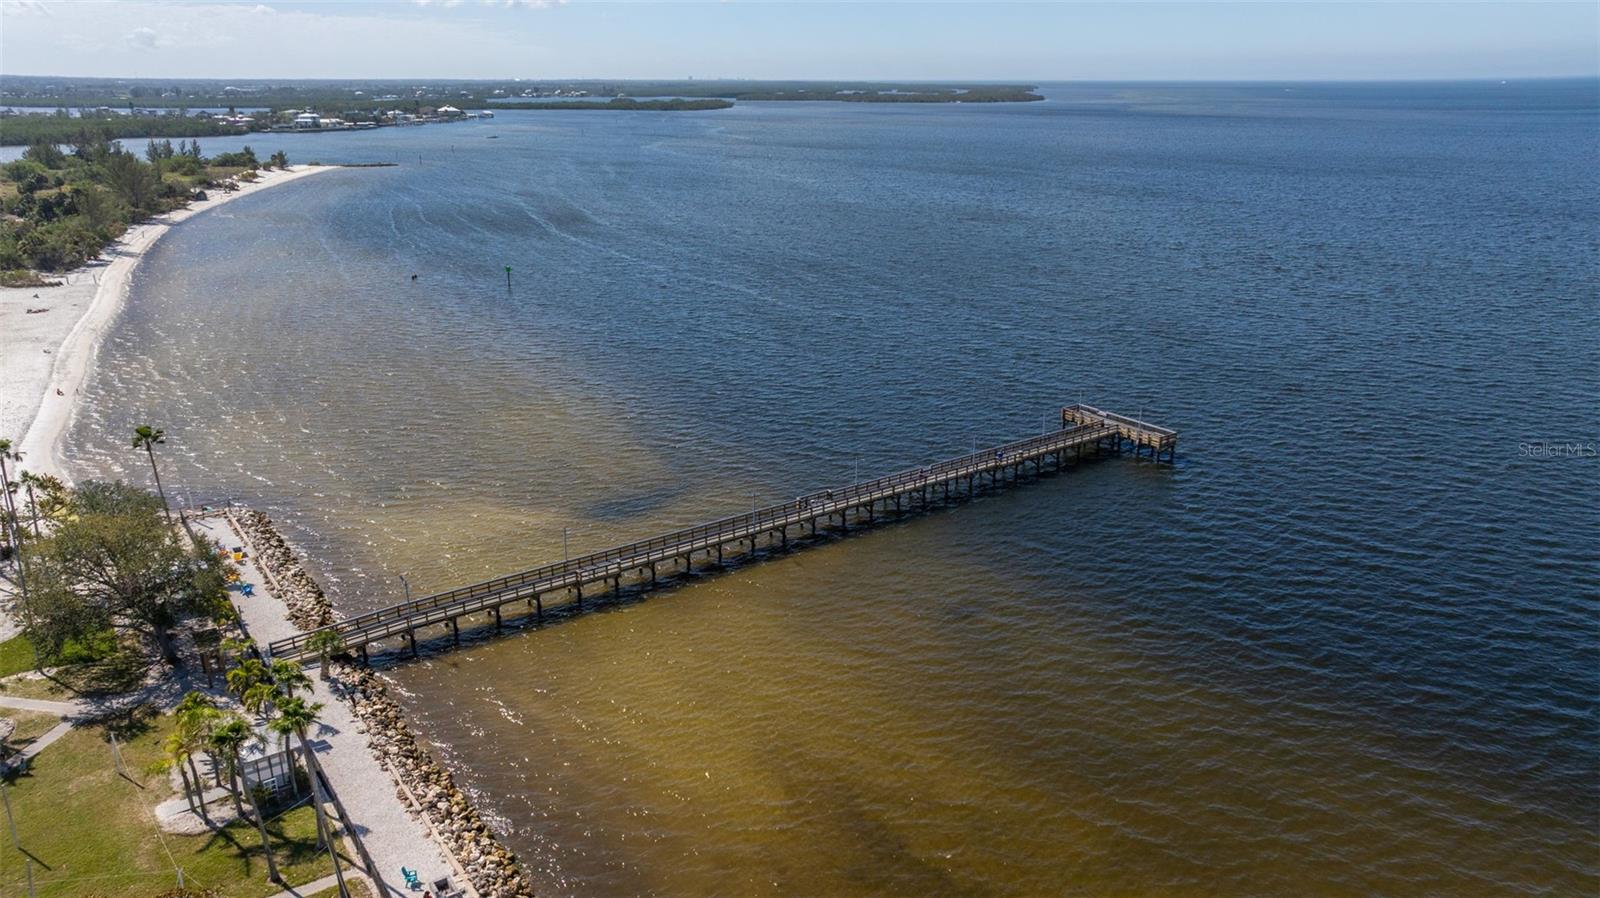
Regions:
[[436, 105, 464, 117], [292, 112, 321, 129]]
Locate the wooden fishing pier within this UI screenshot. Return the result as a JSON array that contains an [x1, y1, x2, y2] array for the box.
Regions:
[[266, 404, 1176, 663]]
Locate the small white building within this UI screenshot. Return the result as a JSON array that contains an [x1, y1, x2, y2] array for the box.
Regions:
[[292, 112, 321, 129], [239, 729, 297, 800], [436, 104, 464, 117]]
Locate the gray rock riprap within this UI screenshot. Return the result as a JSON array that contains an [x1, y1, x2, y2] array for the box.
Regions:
[[233, 508, 536, 897]]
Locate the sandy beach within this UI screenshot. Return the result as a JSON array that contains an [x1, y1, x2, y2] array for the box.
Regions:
[[0, 164, 332, 479]]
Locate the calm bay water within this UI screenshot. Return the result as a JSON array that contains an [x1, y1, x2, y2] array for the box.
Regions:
[[67, 82, 1598, 896]]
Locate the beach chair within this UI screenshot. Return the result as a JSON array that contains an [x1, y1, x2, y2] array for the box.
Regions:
[[241, 583, 255, 597], [401, 867, 422, 890]]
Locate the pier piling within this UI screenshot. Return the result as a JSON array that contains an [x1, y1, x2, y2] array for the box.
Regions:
[[267, 404, 1176, 664]]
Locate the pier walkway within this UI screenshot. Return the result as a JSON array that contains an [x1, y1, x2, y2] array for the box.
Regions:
[[267, 404, 1176, 663]]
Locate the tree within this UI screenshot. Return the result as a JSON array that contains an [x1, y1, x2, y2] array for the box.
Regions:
[[209, 714, 282, 884], [306, 630, 344, 680], [18, 472, 69, 540], [268, 150, 289, 169], [72, 183, 128, 236], [269, 696, 331, 849], [207, 713, 253, 818], [227, 656, 271, 712], [174, 692, 220, 820], [0, 439, 22, 556], [0, 440, 34, 667], [145, 138, 175, 164], [131, 425, 174, 526], [165, 729, 203, 817], [99, 149, 161, 215], [269, 659, 311, 700], [22, 481, 228, 665], [22, 139, 66, 169], [17, 470, 47, 538]]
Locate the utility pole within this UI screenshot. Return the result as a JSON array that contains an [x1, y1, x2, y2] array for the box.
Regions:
[[399, 573, 411, 603], [110, 731, 126, 777]]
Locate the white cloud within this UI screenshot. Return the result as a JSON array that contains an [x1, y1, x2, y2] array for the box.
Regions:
[[125, 26, 163, 49]]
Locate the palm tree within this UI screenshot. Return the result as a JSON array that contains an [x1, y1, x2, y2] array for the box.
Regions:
[[269, 659, 311, 699], [163, 729, 202, 817], [0, 438, 22, 558], [0, 441, 40, 671], [227, 657, 269, 707], [269, 695, 331, 849], [131, 425, 173, 526], [242, 681, 280, 718], [210, 715, 282, 885], [174, 692, 221, 818], [17, 470, 45, 538], [207, 714, 256, 817], [306, 630, 345, 680]]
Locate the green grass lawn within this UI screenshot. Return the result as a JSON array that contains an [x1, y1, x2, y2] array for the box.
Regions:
[[0, 708, 334, 897], [0, 634, 37, 678], [0, 632, 151, 699], [0, 631, 121, 680], [0, 674, 73, 702], [1, 708, 64, 748]]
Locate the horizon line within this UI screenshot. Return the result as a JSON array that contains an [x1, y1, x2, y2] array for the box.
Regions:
[[4, 73, 1597, 85]]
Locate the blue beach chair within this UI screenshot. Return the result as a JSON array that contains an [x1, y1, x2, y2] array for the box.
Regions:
[[401, 866, 422, 890], [240, 583, 255, 597]]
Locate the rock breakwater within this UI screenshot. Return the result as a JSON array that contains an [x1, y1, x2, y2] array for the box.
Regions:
[[231, 507, 536, 897]]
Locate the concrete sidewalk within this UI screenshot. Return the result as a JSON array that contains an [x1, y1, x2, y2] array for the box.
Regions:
[[192, 514, 454, 897]]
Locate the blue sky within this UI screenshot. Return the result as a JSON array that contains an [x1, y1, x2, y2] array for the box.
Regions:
[[1, 1, 1595, 81]]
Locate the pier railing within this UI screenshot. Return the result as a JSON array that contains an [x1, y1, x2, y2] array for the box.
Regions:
[[268, 407, 1173, 661]]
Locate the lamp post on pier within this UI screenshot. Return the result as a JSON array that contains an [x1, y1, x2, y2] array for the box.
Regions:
[[398, 574, 411, 603]]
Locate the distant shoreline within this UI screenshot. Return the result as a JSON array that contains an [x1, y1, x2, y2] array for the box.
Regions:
[[0, 165, 336, 479]]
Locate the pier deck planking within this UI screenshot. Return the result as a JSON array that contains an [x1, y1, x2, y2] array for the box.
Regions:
[[267, 405, 1176, 663]]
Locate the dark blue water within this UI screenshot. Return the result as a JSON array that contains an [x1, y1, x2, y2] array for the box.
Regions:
[[70, 81, 1600, 896]]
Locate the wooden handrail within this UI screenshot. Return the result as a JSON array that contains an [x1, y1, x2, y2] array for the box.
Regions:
[[269, 410, 1173, 660]]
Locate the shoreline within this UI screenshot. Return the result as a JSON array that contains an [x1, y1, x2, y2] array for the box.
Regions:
[[3, 161, 536, 895], [0, 164, 334, 479], [221, 508, 536, 897]]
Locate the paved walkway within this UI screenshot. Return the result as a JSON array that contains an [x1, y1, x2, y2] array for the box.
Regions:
[[0, 693, 82, 770], [0, 694, 83, 715], [192, 515, 454, 897], [12, 718, 73, 764]]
